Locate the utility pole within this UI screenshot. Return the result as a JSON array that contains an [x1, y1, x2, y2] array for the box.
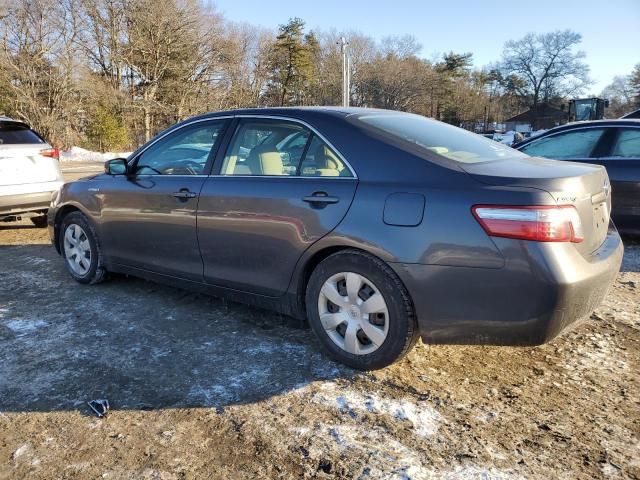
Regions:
[[339, 37, 350, 107]]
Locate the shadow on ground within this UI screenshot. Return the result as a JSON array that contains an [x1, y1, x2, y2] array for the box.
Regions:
[[0, 244, 351, 414]]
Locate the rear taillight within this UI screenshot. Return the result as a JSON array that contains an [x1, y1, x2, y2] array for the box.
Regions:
[[472, 205, 584, 243], [40, 148, 60, 160]]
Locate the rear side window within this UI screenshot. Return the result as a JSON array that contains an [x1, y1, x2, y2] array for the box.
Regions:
[[520, 129, 606, 159], [610, 128, 640, 158], [300, 135, 352, 177], [0, 124, 45, 145], [220, 120, 311, 176], [355, 113, 525, 164]]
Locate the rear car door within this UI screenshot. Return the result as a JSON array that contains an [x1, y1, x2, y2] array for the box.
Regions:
[[98, 118, 229, 280], [595, 127, 640, 232], [196, 117, 358, 296]]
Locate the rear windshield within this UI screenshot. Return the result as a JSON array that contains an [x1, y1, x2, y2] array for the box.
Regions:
[[0, 124, 45, 145], [356, 113, 526, 164]]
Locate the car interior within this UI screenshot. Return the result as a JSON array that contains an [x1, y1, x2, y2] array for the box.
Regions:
[[221, 122, 351, 177]]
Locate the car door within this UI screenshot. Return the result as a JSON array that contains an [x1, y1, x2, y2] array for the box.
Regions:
[[98, 118, 229, 280], [595, 127, 640, 231], [196, 117, 358, 297]]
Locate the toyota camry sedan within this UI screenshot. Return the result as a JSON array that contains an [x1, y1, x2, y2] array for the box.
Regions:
[[48, 108, 623, 370]]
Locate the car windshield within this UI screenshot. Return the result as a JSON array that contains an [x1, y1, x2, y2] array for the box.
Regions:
[[0, 124, 45, 145], [356, 113, 526, 164]]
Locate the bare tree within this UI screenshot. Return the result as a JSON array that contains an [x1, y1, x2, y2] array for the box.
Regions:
[[0, 0, 81, 146], [500, 30, 590, 126]]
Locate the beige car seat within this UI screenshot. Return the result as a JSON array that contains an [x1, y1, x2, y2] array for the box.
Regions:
[[246, 144, 283, 175], [313, 144, 341, 176]]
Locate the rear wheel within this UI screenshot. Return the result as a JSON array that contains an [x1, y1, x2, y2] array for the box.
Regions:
[[306, 249, 419, 370], [60, 211, 107, 284]]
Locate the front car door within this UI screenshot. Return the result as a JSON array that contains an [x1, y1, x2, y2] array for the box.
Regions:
[[98, 118, 229, 279], [196, 117, 358, 296]]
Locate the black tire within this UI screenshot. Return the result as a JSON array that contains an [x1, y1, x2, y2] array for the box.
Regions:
[[59, 211, 107, 285], [305, 249, 419, 370], [30, 215, 48, 228]]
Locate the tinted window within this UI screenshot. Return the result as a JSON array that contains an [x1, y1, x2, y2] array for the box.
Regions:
[[300, 135, 353, 177], [135, 120, 225, 175], [0, 124, 44, 145], [220, 120, 310, 176], [610, 128, 640, 158], [356, 113, 525, 164], [520, 128, 606, 159]]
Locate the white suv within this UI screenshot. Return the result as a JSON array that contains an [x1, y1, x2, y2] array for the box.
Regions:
[[0, 117, 64, 227]]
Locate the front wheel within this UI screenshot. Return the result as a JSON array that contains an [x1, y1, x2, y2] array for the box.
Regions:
[[305, 249, 419, 370], [60, 211, 107, 284]]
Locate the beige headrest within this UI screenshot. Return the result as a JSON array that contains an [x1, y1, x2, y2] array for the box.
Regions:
[[247, 144, 283, 175]]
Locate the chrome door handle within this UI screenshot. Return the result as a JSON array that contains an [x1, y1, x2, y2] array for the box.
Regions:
[[172, 190, 197, 199]]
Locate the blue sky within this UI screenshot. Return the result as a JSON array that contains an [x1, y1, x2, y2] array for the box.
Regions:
[[212, 0, 640, 94]]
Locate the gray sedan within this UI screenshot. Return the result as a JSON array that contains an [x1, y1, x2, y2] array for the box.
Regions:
[[48, 108, 623, 370]]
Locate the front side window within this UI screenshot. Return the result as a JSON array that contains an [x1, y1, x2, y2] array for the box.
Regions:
[[355, 112, 525, 164], [220, 120, 310, 176], [520, 128, 606, 159], [135, 120, 225, 175], [609, 128, 640, 158]]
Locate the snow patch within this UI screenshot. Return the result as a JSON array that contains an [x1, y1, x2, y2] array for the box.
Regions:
[[296, 423, 521, 479], [22, 256, 50, 265], [310, 382, 442, 437], [3, 319, 48, 336], [187, 383, 233, 405], [243, 341, 309, 356], [564, 333, 627, 376], [60, 146, 132, 163]]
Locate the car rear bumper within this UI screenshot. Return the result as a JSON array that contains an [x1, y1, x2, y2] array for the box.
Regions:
[[0, 185, 61, 217], [390, 226, 623, 345]]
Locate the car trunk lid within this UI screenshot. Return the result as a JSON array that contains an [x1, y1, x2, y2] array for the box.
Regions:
[[0, 145, 59, 186], [461, 156, 611, 255]]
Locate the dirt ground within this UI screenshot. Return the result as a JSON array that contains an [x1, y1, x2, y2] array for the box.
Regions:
[[0, 163, 638, 479]]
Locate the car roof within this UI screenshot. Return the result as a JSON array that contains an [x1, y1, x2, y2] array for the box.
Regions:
[[513, 119, 640, 149], [189, 106, 404, 122]]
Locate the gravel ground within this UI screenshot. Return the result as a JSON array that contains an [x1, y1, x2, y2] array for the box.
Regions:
[[0, 164, 638, 479]]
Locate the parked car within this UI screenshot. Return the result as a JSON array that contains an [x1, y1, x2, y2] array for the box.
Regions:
[[621, 108, 640, 119], [513, 119, 640, 234], [48, 108, 622, 369], [0, 117, 64, 227]]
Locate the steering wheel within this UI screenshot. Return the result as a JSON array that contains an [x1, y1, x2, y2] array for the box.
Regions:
[[178, 160, 204, 175]]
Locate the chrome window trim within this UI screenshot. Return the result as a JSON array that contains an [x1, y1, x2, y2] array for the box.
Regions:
[[126, 113, 358, 179], [207, 174, 357, 180], [231, 114, 358, 179]]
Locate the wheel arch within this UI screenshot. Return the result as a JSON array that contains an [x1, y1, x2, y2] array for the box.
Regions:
[[53, 203, 92, 253], [290, 242, 410, 321]]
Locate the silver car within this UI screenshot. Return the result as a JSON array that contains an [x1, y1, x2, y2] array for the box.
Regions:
[[0, 117, 64, 227]]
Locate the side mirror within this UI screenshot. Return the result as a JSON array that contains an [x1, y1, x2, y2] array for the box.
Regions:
[[105, 158, 128, 175]]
